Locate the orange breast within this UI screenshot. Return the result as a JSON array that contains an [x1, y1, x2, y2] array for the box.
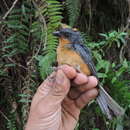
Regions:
[[57, 39, 91, 75]]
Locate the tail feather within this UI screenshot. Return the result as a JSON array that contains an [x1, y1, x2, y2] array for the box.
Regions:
[[97, 89, 112, 119], [97, 84, 125, 119]]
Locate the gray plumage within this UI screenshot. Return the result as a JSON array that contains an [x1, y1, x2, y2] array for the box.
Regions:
[[53, 28, 125, 119]]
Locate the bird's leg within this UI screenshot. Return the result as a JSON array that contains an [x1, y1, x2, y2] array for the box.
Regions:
[[50, 66, 59, 74], [52, 66, 58, 71], [75, 65, 81, 73]]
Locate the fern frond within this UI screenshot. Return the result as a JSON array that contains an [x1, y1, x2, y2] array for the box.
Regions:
[[3, 1, 32, 57], [66, 0, 80, 27], [33, 0, 62, 79], [7, 112, 17, 130], [1, 2, 35, 128]]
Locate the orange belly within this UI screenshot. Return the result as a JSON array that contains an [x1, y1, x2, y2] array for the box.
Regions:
[[57, 45, 91, 76]]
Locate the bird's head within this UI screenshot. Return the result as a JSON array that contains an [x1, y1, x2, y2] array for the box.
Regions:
[[53, 27, 82, 44]]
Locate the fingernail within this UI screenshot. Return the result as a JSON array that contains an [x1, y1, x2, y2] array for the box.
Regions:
[[56, 70, 64, 85]]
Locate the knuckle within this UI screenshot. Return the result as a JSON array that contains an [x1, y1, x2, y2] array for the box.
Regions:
[[54, 79, 70, 96], [74, 73, 88, 85], [59, 65, 77, 79], [87, 89, 98, 98]]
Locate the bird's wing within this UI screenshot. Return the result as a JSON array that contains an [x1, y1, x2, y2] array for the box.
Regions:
[[72, 43, 98, 78], [72, 43, 125, 119]]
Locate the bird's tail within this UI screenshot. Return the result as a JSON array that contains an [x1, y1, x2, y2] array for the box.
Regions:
[[97, 84, 125, 119]]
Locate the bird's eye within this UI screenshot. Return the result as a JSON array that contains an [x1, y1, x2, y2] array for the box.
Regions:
[[63, 32, 70, 38]]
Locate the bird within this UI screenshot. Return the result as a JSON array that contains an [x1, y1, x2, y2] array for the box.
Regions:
[[53, 25, 125, 119]]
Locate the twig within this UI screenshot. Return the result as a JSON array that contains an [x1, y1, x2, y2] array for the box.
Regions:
[[27, 0, 48, 65], [119, 0, 130, 61], [123, 0, 130, 31], [2, 0, 9, 10], [88, 0, 92, 34], [2, 0, 19, 20], [0, 110, 9, 121], [32, 0, 47, 49], [7, 57, 28, 70], [27, 41, 42, 65]]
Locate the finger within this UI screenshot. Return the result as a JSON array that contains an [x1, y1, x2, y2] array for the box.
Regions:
[[59, 65, 77, 79], [73, 73, 88, 85], [75, 88, 98, 109], [68, 75, 98, 99], [67, 73, 88, 100], [76, 76, 98, 92], [68, 87, 81, 100]]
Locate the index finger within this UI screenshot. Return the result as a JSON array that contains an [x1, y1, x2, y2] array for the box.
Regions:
[[59, 65, 77, 79]]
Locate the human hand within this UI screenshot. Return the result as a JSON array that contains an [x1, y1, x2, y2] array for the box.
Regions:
[[25, 65, 98, 130]]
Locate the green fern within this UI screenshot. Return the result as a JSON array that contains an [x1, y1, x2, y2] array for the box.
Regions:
[[0, 1, 35, 129], [66, 0, 80, 27], [7, 112, 17, 130], [2, 3, 32, 58], [33, 0, 62, 79], [0, 0, 34, 76]]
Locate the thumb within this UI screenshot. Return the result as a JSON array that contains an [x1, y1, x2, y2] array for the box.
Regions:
[[52, 69, 70, 101], [42, 69, 70, 106]]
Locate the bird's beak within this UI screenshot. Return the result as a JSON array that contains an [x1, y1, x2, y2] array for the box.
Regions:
[[53, 31, 61, 37]]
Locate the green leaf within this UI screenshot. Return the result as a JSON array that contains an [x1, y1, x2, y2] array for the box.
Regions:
[[112, 77, 117, 83], [18, 94, 31, 97], [97, 72, 107, 78], [4, 34, 16, 43], [19, 99, 31, 103], [120, 37, 126, 44], [39, 54, 56, 79], [5, 64, 16, 67], [99, 33, 108, 39], [92, 129, 100, 130]]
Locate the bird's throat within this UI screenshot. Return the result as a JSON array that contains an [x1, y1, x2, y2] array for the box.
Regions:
[[59, 38, 71, 47]]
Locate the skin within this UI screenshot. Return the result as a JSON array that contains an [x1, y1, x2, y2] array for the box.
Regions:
[[25, 65, 98, 130]]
